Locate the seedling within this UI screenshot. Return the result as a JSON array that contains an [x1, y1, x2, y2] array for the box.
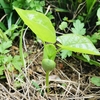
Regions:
[[42, 44, 56, 93], [14, 7, 100, 93]]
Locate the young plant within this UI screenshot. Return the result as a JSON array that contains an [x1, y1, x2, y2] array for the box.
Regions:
[[0, 29, 23, 80], [42, 44, 56, 93], [14, 7, 100, 93]]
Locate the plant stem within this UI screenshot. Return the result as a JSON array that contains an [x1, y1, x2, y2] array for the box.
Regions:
[[46, 71, 50, 93], [56, 48, 62, 53]]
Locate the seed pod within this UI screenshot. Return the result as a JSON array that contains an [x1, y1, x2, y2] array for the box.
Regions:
[[42, 58, 56, 72]]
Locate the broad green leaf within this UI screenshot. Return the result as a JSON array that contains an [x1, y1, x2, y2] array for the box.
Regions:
[[14, 7, 56, 43], [57, 34, 100, 55], [71, 19, 86, 35], [43, 44, 56, 60], [91, 76, 100, 86]]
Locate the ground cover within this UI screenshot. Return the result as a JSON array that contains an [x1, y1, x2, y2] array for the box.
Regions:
[[0, 0, 100, 100]]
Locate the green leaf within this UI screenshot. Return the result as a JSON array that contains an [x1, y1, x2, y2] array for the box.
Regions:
[[32, 80, 41, 93], [0, 66, 5, 75], [43, 44, 56, 60], [82, 54, 90, 62], [0, 22, 7, 31], [87, 33, 100, 44], [91, 76, 100, 86], [86, 0, 96, 15], [55, 8, 68, 12], [0, 29, 8, 41], [14, 7, 56, 43], [13, 81, 23, 88], [59, 22, 67, 30], [12, 55, 22, 72], [73, 54, 100, 66], [71, 19, 86, 35], [5, 24, 18, 36], [3, 55, 12, 64], [96, 21, 100, 26], [57, 34, 100, 55], [12, 0, 25, 8], [0, 41, 12, 54], [0, 0, 11, 14], [46, 12, 54, 20], [97, 8, 100, 20], [60, 50, 72, 59], [4, 24, 19, 40]]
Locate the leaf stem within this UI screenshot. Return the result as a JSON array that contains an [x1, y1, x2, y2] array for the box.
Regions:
[[56, 48, 62, 53], [46, 71, 50, 93]]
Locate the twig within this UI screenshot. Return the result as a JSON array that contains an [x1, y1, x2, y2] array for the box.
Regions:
[[0, 14, 7, 22], [23, 27, 28, 52]]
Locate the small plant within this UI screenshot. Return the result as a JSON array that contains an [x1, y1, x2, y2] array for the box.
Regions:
[[0, 29, 23, 80], [14, 7, 100, 93], [42, 44, 56, 93]]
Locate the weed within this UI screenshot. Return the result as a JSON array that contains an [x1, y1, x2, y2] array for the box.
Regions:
[[0, 29, 23, 81], [14, 7, 100, 93]]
